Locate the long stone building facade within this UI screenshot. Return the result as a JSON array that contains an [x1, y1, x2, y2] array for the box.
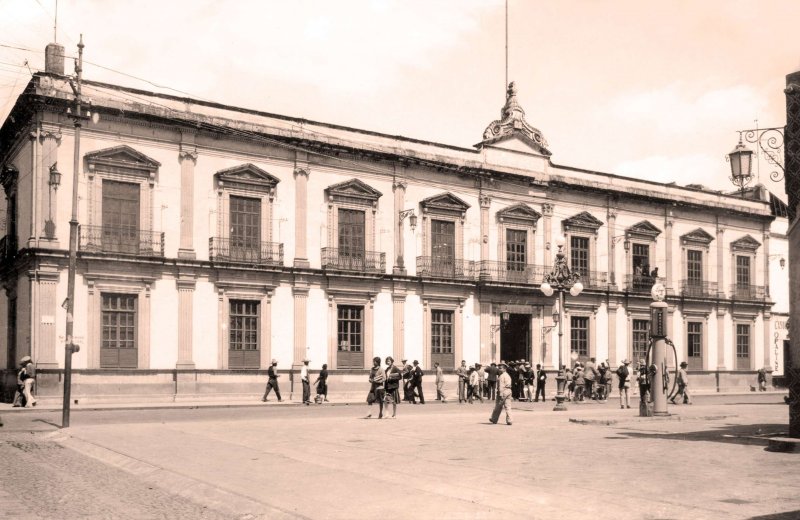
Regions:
[[0, 54, 787, 402]]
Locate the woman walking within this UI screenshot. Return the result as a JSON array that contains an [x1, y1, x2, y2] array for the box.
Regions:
[[314, 364, 329, 403]]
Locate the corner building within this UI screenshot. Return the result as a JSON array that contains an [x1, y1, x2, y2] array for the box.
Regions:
[[0, 65, 784, 401]]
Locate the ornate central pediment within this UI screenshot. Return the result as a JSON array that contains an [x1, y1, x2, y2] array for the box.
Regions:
[[730, 234, 761, 252], [477, 82, 551, 156], [420, 192, 470, 218], [626, 220, 662, 241], [681, 228, 715, 247], [85, 145, 160, 178], [497, 203, 541, 226], [215, 163, 280, 194], [325, 178, 382, 208], [562, 211, 604, 234]]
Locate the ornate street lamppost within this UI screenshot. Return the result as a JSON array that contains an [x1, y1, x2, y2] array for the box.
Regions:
[[727, 127, 785, 196], [540, 235, 583, 411]]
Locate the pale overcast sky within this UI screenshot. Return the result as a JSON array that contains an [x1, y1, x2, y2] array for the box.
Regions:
[[2, 0, 798, 200]]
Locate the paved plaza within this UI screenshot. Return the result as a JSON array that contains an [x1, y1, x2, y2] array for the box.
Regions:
[[0, 394, 798, 520]]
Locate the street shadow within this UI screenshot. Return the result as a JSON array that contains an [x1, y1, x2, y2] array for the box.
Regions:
[[721, 402, 787, 406], [749, 511, 800, 520], [616, 423, 788, 448]]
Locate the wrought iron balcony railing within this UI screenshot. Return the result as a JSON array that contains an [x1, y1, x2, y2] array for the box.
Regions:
[[80, 225, 164, 257], [572, 269, 609, 289], [729, 283, 767, 301], [624, 274, 665, 292], [477, 261, 547, 284], [321, 247, 385, 273], [209, 237, 283, 265], [416, 256, 476, 280], [680, 280, 718, 298], [0, 234, 17, 264]]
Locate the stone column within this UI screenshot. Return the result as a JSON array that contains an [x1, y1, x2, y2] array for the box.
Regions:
[[479, 195, 491, 273], [38, 129, 62, 247], [607, 208, 617, 287], [177, 143, 197, 259], [607, 302, 618, 367], [717, 305, 727, 370], [293, 166, 310, 268], [542, 203, 553, 269], [393, 180, 407, 274], [392, 292, 406, 362], [716, 222, 725, 297], [763, 311, 771, 372], [665, 210, 674, 292], [176, 276, 196, 369], [293, 281, 309, 366], [480, 300, 491, 364], [763, 228, 771, 298]]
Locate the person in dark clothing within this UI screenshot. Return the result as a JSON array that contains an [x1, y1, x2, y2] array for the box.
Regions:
[[402, 363, 415, 403], [534, 364, 547, 402], [507, 362, 518, 400], [313, 364, 328, 403], [262, 359, 282, 402], [412, 360, 425, 404], [384, 356, 402, 418], [486, 363, 498, 400]]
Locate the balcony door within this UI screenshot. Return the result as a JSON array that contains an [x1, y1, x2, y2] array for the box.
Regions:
[[338, 209, 365, 269], [431, 219, 456, 277], [102, 180, 140, 254], [230, 195, 261, 262], [505, 229, 527, 281]]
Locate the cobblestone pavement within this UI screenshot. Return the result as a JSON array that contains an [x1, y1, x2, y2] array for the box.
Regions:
[[0, 432, 230, 520]]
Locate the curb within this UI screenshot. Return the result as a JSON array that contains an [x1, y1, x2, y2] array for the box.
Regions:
[[569, 414, 738, 425]]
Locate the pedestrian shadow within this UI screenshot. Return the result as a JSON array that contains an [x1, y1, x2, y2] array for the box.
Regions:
[[749, 511, 800, 520], [616, 423, 788, 448]]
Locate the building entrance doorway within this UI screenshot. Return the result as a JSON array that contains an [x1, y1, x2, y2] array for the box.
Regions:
[[500, 314, 531, 362]]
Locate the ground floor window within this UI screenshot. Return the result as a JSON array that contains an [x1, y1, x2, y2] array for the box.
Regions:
[[632, 319, 649, 363], [687, 322, 703, 370], [571, 316, 589, 361], [736, 323, 750, 370], [337, 305, 364, 369], [431, 309, 454, 369], [101, 294, 138, 368], [229, 300, 259, 369]]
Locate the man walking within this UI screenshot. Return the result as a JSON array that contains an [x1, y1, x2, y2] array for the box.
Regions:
[[412, 360, 425, 404], [489, 362, 513, 425], [617, 359, 631, 409], [434, 361, 448, 402], [262, 359, 282, 402], [534, 364, 547, 402], [584, 357, 598, 400], [301, 358, 311, 405], [455, 360, 468, 403], [670, 361, 692, 405]]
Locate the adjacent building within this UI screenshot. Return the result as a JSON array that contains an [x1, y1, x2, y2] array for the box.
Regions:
[[0, 49, 787, 402]]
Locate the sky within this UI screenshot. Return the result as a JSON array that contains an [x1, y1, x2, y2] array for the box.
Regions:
[[1, 0, 799, 200]]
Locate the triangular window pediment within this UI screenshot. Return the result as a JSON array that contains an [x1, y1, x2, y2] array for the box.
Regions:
[[497, 203, 541, 225], [215, 164, 280, 193], [681, 228, 715, 246], [730, 235, 761, 252], [325, 178, 382, 202], [421, 192, 470, 217], [626, 220, 662, 241], [85, 145, 160, 175], [562, 211, 604, 233]]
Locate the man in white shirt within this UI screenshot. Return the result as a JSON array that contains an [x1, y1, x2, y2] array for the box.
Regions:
[[489, 363, 513, 425], [301, 358, 311, 405]]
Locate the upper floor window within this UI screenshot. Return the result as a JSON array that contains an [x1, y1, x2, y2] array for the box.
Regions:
[[735, 255, 751, 286], [506, 228, 527, 270], [324, 179, 382, 272], [632, 243, 650, 275], [687, 250, 703, 283], [570, 236, 589, 274], [229, 195, 261, 261]]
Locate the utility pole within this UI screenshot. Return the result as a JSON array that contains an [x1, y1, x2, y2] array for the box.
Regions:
[[62, 34, 85, 428]]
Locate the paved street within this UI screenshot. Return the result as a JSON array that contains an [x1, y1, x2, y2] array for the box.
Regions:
[[1, 394, 798, 520]]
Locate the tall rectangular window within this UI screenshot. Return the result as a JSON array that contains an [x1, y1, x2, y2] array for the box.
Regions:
[[431, 219, 456, 277], [687, 250, 703, 283], [101, 294, 138, 368], [337, 305, 364, 369], [570, 236, 589, 275], [229, 300, 259, 369], [736, 323, 750, 370], [338, 209, 365, 258], [570, 316, 589, 358], [736, 255, 751, 286], [506, 229, 527, 271], [687, 321, 702, 370], [632, 243, 650, 275], [632, 319, 649, 362], [431, 309, 454, 369], [102, 180, 140, 254], [230, 195, 261, 262]]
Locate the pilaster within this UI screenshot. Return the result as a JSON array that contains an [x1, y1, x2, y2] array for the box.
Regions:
[[393, 179, 407, 274], [665, 210, 674, 292], [176, 276, 196, 369], [293, 165, 310, 268], [607, 207, 617, 286], [763, 311, 771, 371], [717, 305, 727, 370], [763, 227, 771, 298], [30, 263, 59, 368], [716, 221, 725, 297], [542, 203, 553, 269], [34, 128, 63, 247], [292, 281, 309, 365], [177, 142, 198, 259], [607, 302, 618, 367], [480, 300, 491, 364], [479, 194, 491, 264], [392, 290, 406, 362]]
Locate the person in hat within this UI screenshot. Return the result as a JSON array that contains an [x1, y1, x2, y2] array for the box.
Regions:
[[469, 365, 483, 403], [313, 363, 329, 403], [384, 356, 402, 417], [366, 357, 386, 419], [411, 360, 425, 404], [301, 358, 312, 405], [455, 360, 468, 403], [486, 362, 498, 400], [636, 358, 650, 404], [262, 359, 282, 402], [13, 356, 36, 408], [434, 361, 448, 403], [616, 359, 632, 409], [489, 362, 513, 425], [670, 361, 692, 405], [534, 363, 547, 402], [522, 362, 534, 402]]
